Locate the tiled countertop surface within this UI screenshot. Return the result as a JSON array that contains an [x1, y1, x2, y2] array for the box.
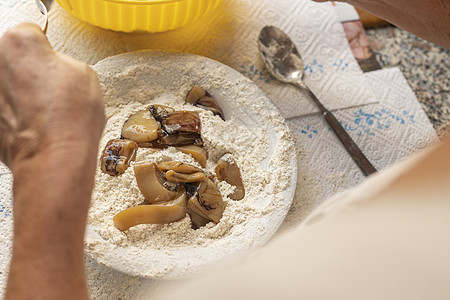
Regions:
[[366, 26, 450, 138]]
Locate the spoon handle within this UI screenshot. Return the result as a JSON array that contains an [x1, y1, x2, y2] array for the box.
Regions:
[[299, 83, 377, 176], [35, 0, 53, 33]]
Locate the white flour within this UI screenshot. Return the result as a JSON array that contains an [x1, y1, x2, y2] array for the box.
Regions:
[[87, 51, 297, 279], [90, 99, 291, 247]]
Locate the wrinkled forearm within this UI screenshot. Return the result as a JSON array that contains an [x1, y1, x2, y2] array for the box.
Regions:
[[5, 145, 99, 300], [0, 23, 105, 300]]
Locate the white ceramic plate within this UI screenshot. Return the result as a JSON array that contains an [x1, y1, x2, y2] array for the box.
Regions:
[[87, 50, 297, 279]]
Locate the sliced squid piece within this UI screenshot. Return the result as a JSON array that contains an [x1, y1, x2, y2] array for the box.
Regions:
[[186, 84, 224, 120], [100, 139, 138, 176], [121, 109, 159, 143], [158, 161, 206, 183], [147, 104, 175, 123], [134, 162, 178, 204], [176, 145, 207, 168], [113, 190, 187, 231], [187, 178, 223, 227], [144, 110, 203, 147], [215, 156, 245, 200], [160, 111, 202, 146]]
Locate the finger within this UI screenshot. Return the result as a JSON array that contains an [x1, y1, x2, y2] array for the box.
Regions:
[[55, 52, 103, 101], [55, 51, 105, 117], [55, 51, 89, 73], [14, 23, 47, 38], [0, 23, 52, 55]]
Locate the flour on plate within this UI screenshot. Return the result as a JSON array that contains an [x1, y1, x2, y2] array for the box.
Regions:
[[89, 96, 290, 248], [87, 51, 296, 278]]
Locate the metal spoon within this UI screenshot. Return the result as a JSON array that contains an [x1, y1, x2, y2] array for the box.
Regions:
[[258, 25, 376, 176], [35, 0, 53, 33]]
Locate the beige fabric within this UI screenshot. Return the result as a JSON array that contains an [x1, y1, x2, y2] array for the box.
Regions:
[[154, 137, 450, 300]]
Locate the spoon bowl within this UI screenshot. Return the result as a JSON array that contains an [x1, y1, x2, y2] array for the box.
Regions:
[[258, 26, 305, 84], [258, 25, 377, 176]]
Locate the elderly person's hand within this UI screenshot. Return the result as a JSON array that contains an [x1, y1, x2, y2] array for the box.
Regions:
[[0, 23, 104, 170], [0, 23, 104, 300]]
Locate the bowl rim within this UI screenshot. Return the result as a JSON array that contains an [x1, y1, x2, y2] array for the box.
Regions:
[[100, 0, 184, 5]]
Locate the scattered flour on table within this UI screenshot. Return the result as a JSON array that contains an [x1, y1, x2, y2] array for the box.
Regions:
[[85, 256, 141, 300], [0, 172, 13, 299]]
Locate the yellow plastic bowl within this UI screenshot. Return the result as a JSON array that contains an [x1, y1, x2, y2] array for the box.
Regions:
[[55, 0, 224, 33]]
